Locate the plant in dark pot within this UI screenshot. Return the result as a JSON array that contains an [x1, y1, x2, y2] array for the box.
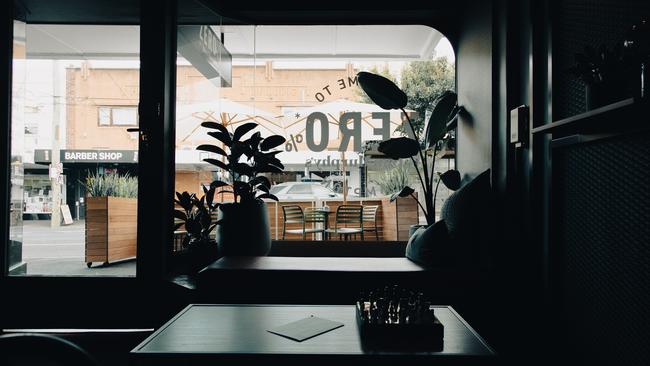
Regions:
[[623, 18, 650, 99], [197, 121, 286, 256], [569, 44, 626, 110], [173, 188, 219, 272], [357, 72, 462, 261]]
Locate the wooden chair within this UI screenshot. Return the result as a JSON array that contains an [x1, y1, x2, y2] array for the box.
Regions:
[[282, 205, 326, 240], [325, 205, 363, 241], [304, 207, 328, 240], [362, 205, 380, 241]]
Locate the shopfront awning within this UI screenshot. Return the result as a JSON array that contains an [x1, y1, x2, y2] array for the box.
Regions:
[[26, 25, 447, 62], [34, 149, 138, 164]]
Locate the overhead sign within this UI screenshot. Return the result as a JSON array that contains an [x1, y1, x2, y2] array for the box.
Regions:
[[177, 25, 232, 87], [34, 149, 138, 164]]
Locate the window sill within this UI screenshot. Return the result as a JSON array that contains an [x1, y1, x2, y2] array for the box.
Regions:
[[268, 240, 408, 257]]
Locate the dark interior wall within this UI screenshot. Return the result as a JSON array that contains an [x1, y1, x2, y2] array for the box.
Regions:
[[456, 0, 493, 180], [553, 0, 650, 119], [548, 1, 650, 364]]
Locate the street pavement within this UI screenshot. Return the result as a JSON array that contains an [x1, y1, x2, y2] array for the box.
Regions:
[[20, 219, 135, 276]]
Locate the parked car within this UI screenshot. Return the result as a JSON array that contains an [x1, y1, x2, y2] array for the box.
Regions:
[[270, 182, 343, 200]]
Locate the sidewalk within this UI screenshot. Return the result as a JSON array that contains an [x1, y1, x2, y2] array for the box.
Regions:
[[21, 219, 136, 276]]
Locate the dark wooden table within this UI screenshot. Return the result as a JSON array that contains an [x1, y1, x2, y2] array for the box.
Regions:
[[130, 304, 496, 365]]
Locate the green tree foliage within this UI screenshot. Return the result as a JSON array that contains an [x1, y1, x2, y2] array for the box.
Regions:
[[400, 57, 455, 135]]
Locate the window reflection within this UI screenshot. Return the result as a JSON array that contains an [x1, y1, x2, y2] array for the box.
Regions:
[[174, 25, 455, 242]]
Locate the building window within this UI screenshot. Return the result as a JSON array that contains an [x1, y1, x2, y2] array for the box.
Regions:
[[98, 106, 138, 126]]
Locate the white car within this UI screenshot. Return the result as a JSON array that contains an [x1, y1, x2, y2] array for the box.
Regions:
[[270, 182, 343, 200]]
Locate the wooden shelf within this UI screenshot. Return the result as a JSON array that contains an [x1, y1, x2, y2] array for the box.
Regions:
[[532, 97, 650, 137]]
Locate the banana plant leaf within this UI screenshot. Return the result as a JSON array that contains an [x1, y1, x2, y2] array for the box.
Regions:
[[357, 71, 407, 110], [389, 186, 415, 202], [424, 91, 457, 149], [440, 169, 461, 190], [378, 137, 420, 159]]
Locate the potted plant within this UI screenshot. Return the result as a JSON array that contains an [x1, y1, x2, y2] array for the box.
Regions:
[[569, 44, 626, 110], [173, 188, 219, 272], [197, 121, 286, 256], [357, 72, 462, 240], [623, 18, 650, 99]]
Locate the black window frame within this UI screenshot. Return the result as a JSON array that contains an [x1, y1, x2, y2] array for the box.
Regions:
[[0, 0, 459, 329], [0, 0, 178, 329]]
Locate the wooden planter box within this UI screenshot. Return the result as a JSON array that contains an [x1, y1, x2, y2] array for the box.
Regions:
[[85, 196, 137, 267], [265, 197, 418, 241], [380, 195, 419, 241]]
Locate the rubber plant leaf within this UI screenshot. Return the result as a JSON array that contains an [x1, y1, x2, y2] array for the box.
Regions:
[[260, 135, 287, 151], [176, 191, 193, 211], [257, 193, 279, 201], [210, 180, 229, 189], [201, 121, 229, 134], [248, 132, 263, 151], [203, 158, 229, 171], [250, 176, 271, 189], [233, 122, 258, 142], [173, 209, 188, 221], [207, 131, 232, 147], [196, 144, 227, 156]]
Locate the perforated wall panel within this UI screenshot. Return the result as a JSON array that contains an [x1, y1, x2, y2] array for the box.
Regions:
[[553, 132, 650, 364]]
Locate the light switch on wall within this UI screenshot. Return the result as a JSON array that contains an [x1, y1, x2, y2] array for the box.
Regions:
[[510, 105, 529, 147]]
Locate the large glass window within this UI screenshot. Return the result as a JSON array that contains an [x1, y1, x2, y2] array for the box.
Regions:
[[7, 24, 140, 276], [173, 24, 455, 245]]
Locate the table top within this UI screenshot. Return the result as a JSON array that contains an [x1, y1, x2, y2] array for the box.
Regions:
[[131, 304, 495, 357]]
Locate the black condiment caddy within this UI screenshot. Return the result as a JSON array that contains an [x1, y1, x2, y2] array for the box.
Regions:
[[355, 285, 444, 349]]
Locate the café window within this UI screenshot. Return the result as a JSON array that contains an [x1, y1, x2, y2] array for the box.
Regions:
[[174, 25, 456, 245], [98, 106, 138, 126]]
